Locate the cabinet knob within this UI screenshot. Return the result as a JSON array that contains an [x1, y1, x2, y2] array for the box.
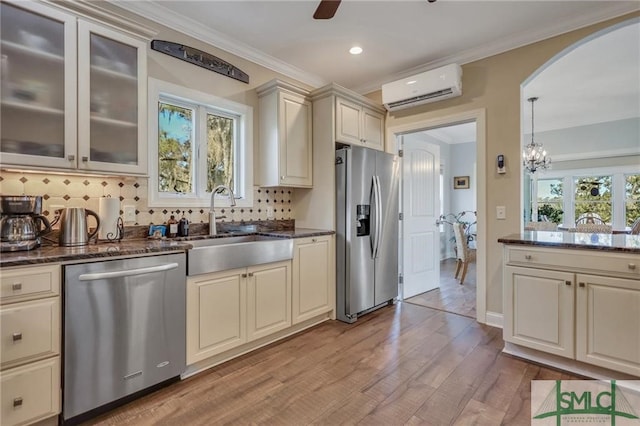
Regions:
[[12, 332, 22, 342], [565, 280, 571, 286], [628, 263, 637, 270], [524, 254, 532, 260], [579, 282, 585, 288], [82, 156, 88, 162], [281, 176, 285, 180], [241, 273, 247, 278], [13, 397, 23, 408], [12, 282, 22, 291], [312, 238, 317, 243], [248, 272, 254, 277], [67, 154, 75, 161]]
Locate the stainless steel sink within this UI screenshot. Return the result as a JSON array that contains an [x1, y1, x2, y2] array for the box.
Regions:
[[187, 235, 293, 275]]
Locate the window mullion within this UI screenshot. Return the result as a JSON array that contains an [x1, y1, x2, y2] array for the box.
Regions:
[[197, 107, 208, 199]]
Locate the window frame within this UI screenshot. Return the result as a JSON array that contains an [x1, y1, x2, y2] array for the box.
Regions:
[[148, 78, 253, 208], [528, 164, 639, 230]]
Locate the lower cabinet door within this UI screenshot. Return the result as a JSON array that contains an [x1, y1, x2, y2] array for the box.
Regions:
[[504, 266, 575, 358], [1, 356, 60, 426], [247, 261, 291, 341], [576, 274, 640, 376], [187, 269, 246, 364], [293, 236, 333, 324]]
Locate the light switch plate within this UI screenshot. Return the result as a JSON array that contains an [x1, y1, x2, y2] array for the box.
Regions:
[[496, 206, 506, 220], [266, 206, 274, 219], [123, 205, 136, 222]]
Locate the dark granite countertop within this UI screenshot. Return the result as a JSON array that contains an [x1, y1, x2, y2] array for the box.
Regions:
[[0, 228, 335, 268], [498, 231, 640, 254]]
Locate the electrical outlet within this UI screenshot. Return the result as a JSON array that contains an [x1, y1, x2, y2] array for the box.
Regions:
[[123, 205, 136, 223], [496, 206, 506, 220], [266, 206, 274, 219]]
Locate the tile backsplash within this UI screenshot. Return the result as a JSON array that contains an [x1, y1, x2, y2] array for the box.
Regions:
[[0, 171, 294, 226]]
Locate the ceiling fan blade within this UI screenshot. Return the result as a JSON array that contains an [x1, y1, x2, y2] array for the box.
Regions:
[[313, 0, 341, 20]]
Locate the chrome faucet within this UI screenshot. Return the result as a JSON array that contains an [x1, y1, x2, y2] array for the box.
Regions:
[[209, 185, 236, 235]]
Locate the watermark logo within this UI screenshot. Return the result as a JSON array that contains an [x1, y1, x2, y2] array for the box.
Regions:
[[532, 380, 640, 425]]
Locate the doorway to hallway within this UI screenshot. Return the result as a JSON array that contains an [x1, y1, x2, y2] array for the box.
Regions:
[[399, 120, 478, 318]]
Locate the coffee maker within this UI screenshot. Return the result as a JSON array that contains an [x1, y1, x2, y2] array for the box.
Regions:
[[0, 196, 52, 252]]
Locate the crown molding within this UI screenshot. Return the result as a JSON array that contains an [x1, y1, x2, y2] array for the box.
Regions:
[[108, 0, 328, 89], [355, 2, 640, 95]]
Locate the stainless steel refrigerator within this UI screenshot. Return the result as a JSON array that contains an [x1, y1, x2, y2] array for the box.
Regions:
[[336, 146, 399, 323]]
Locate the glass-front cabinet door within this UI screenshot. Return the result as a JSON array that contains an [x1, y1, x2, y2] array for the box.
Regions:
[[78, 20, 147, 174], [0, 1, 77, 169]]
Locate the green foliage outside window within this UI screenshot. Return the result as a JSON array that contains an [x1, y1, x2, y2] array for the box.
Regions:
[[626, 174, 640, 226], [158, 102, 192, 193], [206, 114, 234, 192], [574, 176, 612, 224]]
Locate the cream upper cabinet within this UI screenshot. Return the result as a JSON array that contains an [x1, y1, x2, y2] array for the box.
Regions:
[[292, 235, 334, 324], [257, 80, 312, 188], [0, 1, 147, 175], [335, 96, 384, 151], [503, 265, 575, 359], [576, 274, 640, 376]]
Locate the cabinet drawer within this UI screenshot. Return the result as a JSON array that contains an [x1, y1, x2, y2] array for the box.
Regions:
[[1, 298, 60, 369], [1, 264, 60, 304], [1, 357, 61, 426], [506, 246, 640, 278]]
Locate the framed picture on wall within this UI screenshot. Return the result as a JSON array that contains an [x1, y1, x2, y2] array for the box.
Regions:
[[454, 176, 470, 189]]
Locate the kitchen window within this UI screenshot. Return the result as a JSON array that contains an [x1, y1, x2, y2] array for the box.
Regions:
[[148, 78, 253, 207], [625, 173, 640, 226]]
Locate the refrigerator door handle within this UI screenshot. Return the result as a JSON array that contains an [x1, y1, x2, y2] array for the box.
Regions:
[[370, 176, 377, 257], [373, 175, 383, 259]]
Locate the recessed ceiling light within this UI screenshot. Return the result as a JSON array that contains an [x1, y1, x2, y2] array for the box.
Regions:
[[349, 46, 363, 55], [406, 80, 417, 85]]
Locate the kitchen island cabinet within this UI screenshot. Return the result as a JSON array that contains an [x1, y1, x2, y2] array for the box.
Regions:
[[257, 80, 312, 188], [0, 263, 61, 426], [0, 0, 147, 175], [500, 233, 640, 377]]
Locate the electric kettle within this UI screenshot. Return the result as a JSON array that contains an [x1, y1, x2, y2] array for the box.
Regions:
[[56, 208, 100, 247]]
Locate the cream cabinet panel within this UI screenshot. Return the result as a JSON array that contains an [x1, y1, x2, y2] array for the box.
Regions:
[[1, 298, 60, 369], [0, 1, 77, 170], [247, 261, 291, 341], [0, 355, 60, 426], [293, 236, 334, 324], [77, 20, 147, 175], [504, 266, 575, 359], [257, 81, 312, 188], [335, 97, 384, 151], [187, 269, 247, 364], [576, 274, 640, 376], [335, 97, 361, 146], [1, 264, 60, 305], [361, 108, 384, 151]]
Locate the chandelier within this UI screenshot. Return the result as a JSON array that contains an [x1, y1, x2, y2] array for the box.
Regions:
[[522, 96, 551, 174]]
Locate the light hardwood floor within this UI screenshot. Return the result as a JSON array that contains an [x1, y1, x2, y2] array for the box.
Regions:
[[405, 258, 477, 318], [84, 303, 580, 426]]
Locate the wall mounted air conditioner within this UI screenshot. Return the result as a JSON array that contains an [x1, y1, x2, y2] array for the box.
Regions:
[[381, 63, 462, 111]]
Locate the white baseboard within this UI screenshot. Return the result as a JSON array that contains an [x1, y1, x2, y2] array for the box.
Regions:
[[485, 311, 503, 328]]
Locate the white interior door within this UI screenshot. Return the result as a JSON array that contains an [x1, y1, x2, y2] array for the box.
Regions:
[[402, 139, 440, 298]]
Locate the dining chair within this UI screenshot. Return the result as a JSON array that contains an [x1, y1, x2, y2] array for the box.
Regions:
[[576, 213, 605, 225], [525, 221, 558, 231], [571, 223, 613, 233], [453, 222, 471, 285]]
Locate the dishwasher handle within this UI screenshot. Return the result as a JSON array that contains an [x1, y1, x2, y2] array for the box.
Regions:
[[78, 263, 179, 281]]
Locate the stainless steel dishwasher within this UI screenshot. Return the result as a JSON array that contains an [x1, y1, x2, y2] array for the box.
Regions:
[[63, 253, 186, 423]]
